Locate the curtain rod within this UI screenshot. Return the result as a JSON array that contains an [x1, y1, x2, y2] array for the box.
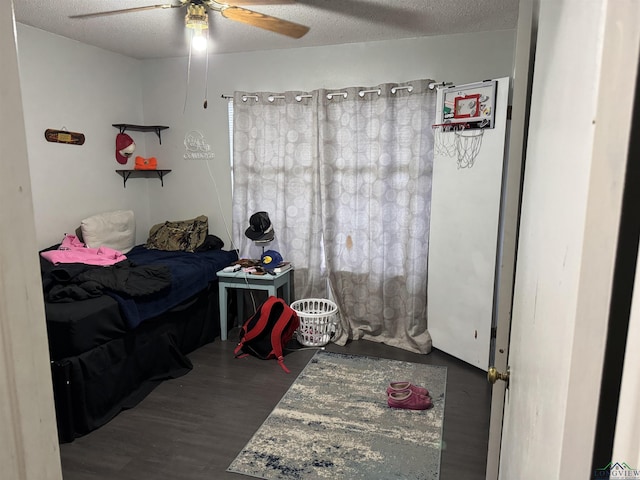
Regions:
[[429, 81, 454, 90], [221, 80, 452, 101]]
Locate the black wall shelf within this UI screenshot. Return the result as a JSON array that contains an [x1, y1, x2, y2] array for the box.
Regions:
[[112, 124, 169, 144], [116, 169, 171, 188]]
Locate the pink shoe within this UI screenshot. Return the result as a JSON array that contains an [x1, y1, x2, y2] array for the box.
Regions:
[[386, 381, 429, 397], [387, 390, 433, 410]]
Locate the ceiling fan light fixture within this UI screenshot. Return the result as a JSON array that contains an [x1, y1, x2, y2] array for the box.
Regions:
[[185, 4, 209, 31]]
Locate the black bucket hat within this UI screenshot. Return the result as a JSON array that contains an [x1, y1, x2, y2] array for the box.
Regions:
[[245, 211, 275, 241]]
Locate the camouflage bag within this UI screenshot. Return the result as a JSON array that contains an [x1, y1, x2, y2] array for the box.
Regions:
[[145, 215, 208, 252]]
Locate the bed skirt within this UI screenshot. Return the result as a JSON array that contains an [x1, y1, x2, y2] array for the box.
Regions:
[[51, 281, 222, 442]]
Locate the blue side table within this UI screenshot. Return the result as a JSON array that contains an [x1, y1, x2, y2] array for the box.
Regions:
[[216, 268, 293, 340]]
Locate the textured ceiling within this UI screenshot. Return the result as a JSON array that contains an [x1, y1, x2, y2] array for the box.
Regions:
[[13, 0, 519, 60]]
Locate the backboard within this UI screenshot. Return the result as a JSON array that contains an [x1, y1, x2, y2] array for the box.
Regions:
[[438, 80, 498, 129]]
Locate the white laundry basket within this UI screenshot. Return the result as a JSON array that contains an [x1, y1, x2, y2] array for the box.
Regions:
[[291, 298, 338, 347]]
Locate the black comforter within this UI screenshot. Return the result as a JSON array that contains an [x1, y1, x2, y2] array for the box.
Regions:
[[41, 245, 238, 329], [43, 260, 171, 302]]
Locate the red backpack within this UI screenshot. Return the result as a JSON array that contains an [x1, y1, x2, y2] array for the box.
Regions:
[[234, 296, 300, 373]]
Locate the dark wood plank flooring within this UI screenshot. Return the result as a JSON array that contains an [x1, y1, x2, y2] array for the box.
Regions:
[[59, 332, 491, 480]]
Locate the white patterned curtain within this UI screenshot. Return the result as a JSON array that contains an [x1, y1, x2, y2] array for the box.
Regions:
[[231, 91, 327, 299], [232, 80, 435, 354]]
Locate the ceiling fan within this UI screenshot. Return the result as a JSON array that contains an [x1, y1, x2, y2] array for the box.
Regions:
[[69, 0, 310, 39]]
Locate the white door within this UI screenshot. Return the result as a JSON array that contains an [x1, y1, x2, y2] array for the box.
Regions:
[[488, 1, 640, 479], [427, 77, 510, 369], [0, 1, 63, 478]]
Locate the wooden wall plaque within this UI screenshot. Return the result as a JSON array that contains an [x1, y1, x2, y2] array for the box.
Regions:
[[44, 129, 85, 145]]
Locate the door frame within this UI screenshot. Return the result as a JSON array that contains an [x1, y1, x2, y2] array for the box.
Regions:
[[0, 1, 63, 478], [592, 29, 640, 471], [613, 241, 640, 468], [485, 1, 537, 477]]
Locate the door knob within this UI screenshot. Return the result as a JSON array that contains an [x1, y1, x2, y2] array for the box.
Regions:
[[487, 366, 510, 385]]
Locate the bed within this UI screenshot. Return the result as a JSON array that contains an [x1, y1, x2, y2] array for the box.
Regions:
[[41, 211, 238, 442]]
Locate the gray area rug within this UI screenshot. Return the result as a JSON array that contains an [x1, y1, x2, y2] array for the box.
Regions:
[[227, 350, 447, 479]]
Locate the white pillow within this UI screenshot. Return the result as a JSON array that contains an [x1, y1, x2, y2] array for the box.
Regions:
[[80, 210, 135, 254]]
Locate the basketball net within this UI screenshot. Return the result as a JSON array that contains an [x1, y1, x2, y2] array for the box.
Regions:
[[433, 123, 459, 157], [432, 123, 485, 169], [454, 128, 484, 169]]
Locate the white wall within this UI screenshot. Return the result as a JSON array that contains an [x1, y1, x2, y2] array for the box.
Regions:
[[16, 26, 514, 251], [16, 24, 150, 250], [140, 30, 516, 248]]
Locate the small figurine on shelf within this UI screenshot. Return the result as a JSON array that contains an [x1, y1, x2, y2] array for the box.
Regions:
[[134, 156, 158, 170]]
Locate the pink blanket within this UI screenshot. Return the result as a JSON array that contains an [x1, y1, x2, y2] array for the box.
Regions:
[[41, 234, 127, 266]]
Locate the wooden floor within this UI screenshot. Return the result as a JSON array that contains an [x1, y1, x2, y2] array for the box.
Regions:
[[59, 331, 492, 480]]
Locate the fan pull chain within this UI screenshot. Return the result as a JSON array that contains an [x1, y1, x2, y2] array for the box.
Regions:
[[203, 30, 209, 109], [183, 31, 194, 114]]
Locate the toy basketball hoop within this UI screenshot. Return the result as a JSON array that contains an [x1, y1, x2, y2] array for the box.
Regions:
[[432, 80, 497, 169], [432, 122, 485, 169]]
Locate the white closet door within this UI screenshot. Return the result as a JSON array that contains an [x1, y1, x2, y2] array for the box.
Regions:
[[427, 77, 509, 369]]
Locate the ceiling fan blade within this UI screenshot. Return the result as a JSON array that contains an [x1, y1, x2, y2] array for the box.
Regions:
[[69, 4, 183, 19], [220, 6, 309, 38]]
